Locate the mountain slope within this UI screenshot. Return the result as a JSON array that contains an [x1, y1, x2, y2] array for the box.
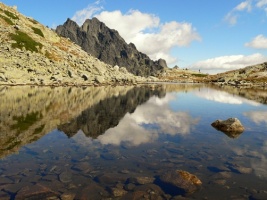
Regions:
[[0, 3, 147, 86], [206, 62, 267, 87], [56, 18, 168, 77]]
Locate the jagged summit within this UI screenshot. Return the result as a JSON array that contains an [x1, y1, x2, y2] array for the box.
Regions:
[[56, 18, 168, 77]]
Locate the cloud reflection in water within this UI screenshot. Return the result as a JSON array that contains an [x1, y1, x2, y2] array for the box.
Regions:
[[194, 88, 260, 106], [97, 94, 199, 146]]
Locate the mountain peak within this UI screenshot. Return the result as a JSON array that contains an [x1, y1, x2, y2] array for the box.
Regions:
[[56, 18, 167, 77]]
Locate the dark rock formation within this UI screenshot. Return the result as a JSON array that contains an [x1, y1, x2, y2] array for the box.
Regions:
[[56, 18, 167, 77]]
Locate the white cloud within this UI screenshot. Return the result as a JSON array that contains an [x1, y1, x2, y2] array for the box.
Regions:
[[236, 0, 252, 11], [72, 2, 201, 65], [224, 0, 252, 25], [95, 10, 200, 65], [189, 53, 267, 74], [245, 34, 267, 49], [72, 1, 104, 26], [256, 0, 267, 8]]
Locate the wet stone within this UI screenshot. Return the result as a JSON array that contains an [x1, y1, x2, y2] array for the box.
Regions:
[[210, 179, 227, 185], [59, 171, 72, 183], [227, 163, 253, 174], [15, 183, 59, 200], [109, 187, 128, 197], [75, 182, 109, 199], [0, 191, 10, 200], [95, 173, 128, 186], [128, 176, 155, 185], [124, 183, 136, 191], [60, 192, 76, 200], [71, 162, 91, 173], [159, 170, 202, 194]]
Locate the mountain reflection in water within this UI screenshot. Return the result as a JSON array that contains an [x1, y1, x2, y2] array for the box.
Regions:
[[0, 84, 267, 199]]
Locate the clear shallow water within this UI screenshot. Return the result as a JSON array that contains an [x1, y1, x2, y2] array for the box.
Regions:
[[0, 84, 267, 199]]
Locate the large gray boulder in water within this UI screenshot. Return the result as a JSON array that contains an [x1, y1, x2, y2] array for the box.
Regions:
[[211, 118, 245, 138], [56, 18, 167, 77]]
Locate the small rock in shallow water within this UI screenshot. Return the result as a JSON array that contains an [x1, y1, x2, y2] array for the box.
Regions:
[[59, 171, 72, 183], [159, 170, 202, 194]]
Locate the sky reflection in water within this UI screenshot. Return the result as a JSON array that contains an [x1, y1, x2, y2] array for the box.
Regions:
[[0, 84, 267, 199]]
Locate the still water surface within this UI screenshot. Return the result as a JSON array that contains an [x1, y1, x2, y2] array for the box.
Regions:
[[0, 84, 267, 199]]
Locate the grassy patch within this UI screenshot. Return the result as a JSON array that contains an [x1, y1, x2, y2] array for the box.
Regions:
[[11, 111, 43, 132], [0, 13, 14, 25], [31, 27, 44, 37], [10, 30, 43, 52], [4, 10, 19, 20], [192, 73, 208, 77]]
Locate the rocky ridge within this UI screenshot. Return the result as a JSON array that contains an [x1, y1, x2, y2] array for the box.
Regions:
[[207, 62, 267, 87], [56, 18, 167, 77], [0, 3, 153, 86]]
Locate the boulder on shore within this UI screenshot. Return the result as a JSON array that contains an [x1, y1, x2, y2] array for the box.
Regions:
[[211, 118, 245, 138]]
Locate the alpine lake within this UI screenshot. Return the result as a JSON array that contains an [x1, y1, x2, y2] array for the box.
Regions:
[[0, 83, 266, 200]]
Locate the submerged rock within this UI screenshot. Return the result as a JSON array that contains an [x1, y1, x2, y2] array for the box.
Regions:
[[211, 118, 245, 138], [159, 170, 202, 194]]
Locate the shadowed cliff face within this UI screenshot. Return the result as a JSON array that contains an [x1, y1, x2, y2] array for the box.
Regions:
[[56, 18, 167, 77], [0, 85, 164, 158]]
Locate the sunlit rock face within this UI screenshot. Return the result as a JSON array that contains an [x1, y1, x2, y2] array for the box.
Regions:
[[56, 18, 167, 77]]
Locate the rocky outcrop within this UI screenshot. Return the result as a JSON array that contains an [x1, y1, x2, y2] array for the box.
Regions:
[[207, 62, 267, 87], [56, 18, 167, 77], [211, 118, 245, 137], [0, 3, 152, 86]]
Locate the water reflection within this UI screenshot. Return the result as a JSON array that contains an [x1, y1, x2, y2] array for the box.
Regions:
[[194, 87, 260, 106], [244, 111, 267, 125], [0, 85, 165, 158], [97, 94, 199, 146], [0, 84, 267, 199]]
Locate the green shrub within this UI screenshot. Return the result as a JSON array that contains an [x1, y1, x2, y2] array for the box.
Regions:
[[4, 10, 19, 20], [10, 30, 43, 52], [0, 13, 14, 25], [32, 27, 44, 37]]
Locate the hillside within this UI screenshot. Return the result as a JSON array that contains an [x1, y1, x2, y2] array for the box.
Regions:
[[56, 18, 167, 77], [206, 62, 267, 87], [0, 3, 150, 86]]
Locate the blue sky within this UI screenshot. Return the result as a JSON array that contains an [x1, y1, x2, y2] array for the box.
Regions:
[[2, 0, 267, 74]]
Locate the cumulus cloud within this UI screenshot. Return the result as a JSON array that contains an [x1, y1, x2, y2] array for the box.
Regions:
[[245, 34, 267, 49], [97, 94, 199, 146], [224, 0, 252, 25], [72, 2, 201, 65], [189, 53, 267, 74], [72, 0, 104, 26], [256, 0, 267, 8]]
